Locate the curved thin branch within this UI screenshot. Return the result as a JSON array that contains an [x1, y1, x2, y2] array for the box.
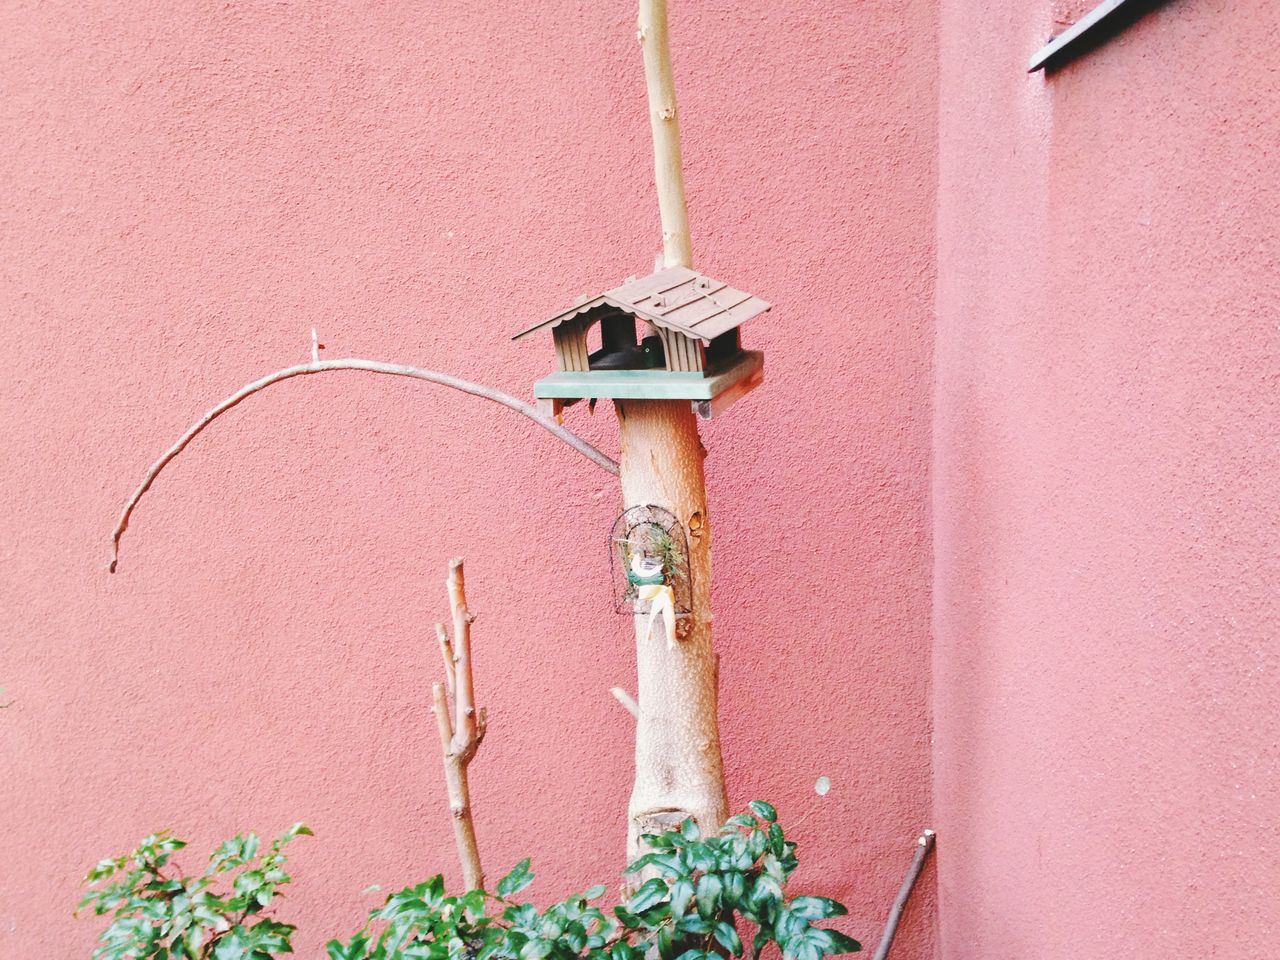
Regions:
[[109, 358, 619, 572]]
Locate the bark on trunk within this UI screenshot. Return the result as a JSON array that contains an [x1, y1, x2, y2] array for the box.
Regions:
[[617, 399, 728, 860]]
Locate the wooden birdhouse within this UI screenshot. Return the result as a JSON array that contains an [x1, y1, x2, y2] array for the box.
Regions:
[[512, 267, 768, 419]]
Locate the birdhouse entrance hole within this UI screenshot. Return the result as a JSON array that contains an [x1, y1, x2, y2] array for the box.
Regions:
[[610, 504, 693, 617], [573, 310, 665, 372]]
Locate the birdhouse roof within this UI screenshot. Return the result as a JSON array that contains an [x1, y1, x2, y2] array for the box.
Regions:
[[512, 267, 771, 345]]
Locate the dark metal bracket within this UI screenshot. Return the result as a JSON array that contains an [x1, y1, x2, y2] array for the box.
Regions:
[[1029, 0, 1173, 73]]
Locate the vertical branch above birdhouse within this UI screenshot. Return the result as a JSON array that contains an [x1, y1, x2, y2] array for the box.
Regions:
[[638, 0, 693, 269]]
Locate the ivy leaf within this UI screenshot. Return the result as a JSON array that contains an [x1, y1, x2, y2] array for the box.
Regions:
[[497, 860, 534, 898], [748, 801, 777, 824], [680, 819, 701, 842], [640, 833, 677, 850], [278, 823, 314, 843], [537, 915, 564, 941], [677, 915, 714, 936], [819, 930, 862, 955], [627, 878, 668, 914], [520, 938, 553, 960], [788, 897, 848, 921], [687, 845, 717, 875], [747, 875, 783, 923], [721, 872, 745, 909], [624, 853, 660, 875], [783, 926, 862, 960], [669, 878, 694, 919], [725, 837, 753, 873], [774, 905, 807, 940], [635, 902, 672, 930], [714, 921, 744, 957], [766, 824, 786, 857], [695, 873, 722, 920], [584, 884, 607, 900], [85, 858, 124, 883], [625, 852, 681, 877]]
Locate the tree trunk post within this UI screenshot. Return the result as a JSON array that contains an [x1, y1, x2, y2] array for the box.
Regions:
[[622, 0, 729, 861], [617, 399, 728, 860]]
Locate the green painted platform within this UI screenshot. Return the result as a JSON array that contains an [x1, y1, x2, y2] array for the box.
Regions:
[[533, 351, 763, 401]]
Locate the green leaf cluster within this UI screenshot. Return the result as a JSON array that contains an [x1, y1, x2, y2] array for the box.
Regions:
[[325, 804, 860, 960], [77, 823, 312, 960], [80, 807, 861, 960]]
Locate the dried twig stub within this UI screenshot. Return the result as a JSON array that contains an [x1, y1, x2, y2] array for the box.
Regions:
[[611, 687, 639, 719]]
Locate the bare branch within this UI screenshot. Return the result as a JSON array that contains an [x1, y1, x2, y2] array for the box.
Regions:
[[109, 358, 620, 572], [432, 679, 454, 742], [431, 558, 487, 890], [638, 0, 692, 269], [446, 557, 479, 761], [610, 687, 639, 719], [433, 678, 483, 890]]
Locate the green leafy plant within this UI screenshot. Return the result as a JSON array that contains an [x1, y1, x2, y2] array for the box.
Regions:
[[79, 807, 860, 960], [77, 823, 313, 960], [648, 528, 683, 584], [326, 803, 860, 960]]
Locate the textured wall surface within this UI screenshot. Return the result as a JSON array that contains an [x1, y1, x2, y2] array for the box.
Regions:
[[0, 2, 937, 956], [934, 1, 1279, 957]]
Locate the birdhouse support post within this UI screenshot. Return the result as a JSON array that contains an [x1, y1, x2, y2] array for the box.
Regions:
[[616, 398, 727, 859]]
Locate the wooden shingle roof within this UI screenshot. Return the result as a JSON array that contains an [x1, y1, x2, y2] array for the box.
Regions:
[[513, 267, 770, 345]]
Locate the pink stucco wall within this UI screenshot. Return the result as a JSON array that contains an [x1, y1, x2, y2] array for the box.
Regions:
[[934, 1, 1280, 957], [0, 2, 937, 957]]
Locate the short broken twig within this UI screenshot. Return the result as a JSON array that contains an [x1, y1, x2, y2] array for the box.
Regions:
[[436, 623, 456, 697], [873, 829, 936, 960], [610, 687, 639, 719], [109, 358, 619, 572]]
